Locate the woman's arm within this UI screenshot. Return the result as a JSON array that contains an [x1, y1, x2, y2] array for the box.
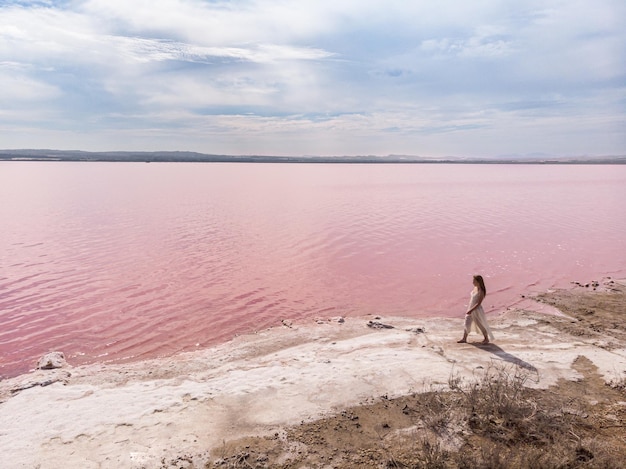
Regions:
[[466, 291, 484, 314]]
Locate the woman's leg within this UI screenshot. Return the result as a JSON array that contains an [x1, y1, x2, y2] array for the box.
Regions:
[[474, 318, 490, 344], [477, 323, 489, 344], [457, 314, 472, 343]]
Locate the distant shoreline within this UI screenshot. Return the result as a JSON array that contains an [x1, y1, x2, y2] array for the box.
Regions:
[[1, 149, 625, 164]]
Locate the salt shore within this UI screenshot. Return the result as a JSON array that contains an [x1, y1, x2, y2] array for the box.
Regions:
[[1, 282, 626, 469]]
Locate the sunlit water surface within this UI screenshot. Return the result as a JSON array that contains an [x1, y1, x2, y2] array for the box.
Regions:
[[1, 163, 625, 377]]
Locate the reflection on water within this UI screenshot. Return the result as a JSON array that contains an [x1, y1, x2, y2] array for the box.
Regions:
[[1, 162, 625, 377]]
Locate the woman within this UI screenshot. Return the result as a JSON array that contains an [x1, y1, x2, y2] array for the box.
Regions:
[[457, 275, 495, 344]]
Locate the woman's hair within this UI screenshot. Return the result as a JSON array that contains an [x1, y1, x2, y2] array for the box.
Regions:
[[473, 275, 487, 296]]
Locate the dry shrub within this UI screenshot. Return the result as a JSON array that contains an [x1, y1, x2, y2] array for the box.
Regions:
[[418, 387, 455, 434], [460, 364, 532, 424], [457, 364, 563, 447], [416, 439, 449, 469], [380, 364, 612, 469], [449, 364, 622, 469], [385, 438, 449, 469]]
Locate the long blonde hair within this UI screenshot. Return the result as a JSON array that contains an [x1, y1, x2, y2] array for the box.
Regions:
[[473, 275, 487, 296]]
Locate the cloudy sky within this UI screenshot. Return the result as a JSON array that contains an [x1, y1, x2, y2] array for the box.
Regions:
[[0, 0, 624, 157]]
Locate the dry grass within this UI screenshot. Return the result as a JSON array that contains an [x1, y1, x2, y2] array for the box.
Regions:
[[380, 364, 623, 469]]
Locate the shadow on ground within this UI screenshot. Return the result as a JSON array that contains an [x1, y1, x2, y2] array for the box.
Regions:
[[469, 342, 537, 371]]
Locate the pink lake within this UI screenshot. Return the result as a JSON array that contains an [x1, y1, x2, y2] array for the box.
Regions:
[[1, 162, 625, 378]]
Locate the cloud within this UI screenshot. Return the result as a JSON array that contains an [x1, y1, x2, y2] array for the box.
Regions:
[[107, 37, 333, 65], [0, 0, 624, 156], [420, 35, 514, 59], [0, 69, 60, 101]]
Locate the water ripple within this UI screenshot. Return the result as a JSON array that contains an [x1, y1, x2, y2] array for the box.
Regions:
[[1, 163, 625, 377]]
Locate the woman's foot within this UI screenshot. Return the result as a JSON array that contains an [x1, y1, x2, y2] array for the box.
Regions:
[[481, 339, 489, 345], [457, 339, 467, 343]]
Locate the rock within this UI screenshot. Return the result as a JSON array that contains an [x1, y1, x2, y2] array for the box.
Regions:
[[37, 352, 67, 370], [7, 369, 72, 398], [367, 321, 394, 329]]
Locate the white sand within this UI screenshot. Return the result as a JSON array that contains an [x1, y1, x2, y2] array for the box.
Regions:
[[1, 306, 625, 469]]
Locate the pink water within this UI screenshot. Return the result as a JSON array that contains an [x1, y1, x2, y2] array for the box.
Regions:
[[1, 162, 625, 378]]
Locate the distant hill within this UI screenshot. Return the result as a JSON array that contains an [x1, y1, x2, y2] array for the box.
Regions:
[[1, 149, 625, 164]]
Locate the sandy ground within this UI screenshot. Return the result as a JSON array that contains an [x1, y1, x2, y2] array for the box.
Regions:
[[1, 279, 625, 468]]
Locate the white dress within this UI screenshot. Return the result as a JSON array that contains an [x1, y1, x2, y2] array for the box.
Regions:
[[465, 289, 495, 340]]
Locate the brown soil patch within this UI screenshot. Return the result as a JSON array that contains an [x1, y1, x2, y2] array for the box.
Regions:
[[534, 278, 626, 348]]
